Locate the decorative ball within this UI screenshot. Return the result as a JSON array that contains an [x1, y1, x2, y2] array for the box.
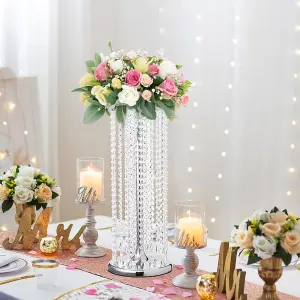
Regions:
[[196, 274, 217, 300], [40, 237, 59, 254]]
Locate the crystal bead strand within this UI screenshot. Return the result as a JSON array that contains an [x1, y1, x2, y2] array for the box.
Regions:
[[161, 111, 168, 263], [124, 109, 138, 258], [155, 109, 164, 255], [110, 110, 117, 264], [117, 120, 123, 244]]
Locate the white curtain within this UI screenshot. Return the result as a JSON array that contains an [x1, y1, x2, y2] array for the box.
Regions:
[[1, 0, 299, 240]]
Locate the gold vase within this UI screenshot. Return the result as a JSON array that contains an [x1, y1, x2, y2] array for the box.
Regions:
[[15, 204, 36, 225], [258, 257, 283, 300]]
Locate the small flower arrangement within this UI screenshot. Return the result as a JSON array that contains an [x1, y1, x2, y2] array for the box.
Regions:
[[0, 165, 61, 212], [232, 207, 300, 266], [72, 43, 191, 123]]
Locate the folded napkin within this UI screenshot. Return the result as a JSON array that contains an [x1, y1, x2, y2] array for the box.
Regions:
[[0, 255, 18, 268]]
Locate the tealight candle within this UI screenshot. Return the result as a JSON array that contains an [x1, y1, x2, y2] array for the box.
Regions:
[[40, 237, 59, 254], [196, 274, 217, 300]]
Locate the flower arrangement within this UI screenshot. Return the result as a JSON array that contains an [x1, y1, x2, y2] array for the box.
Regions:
[[232, 207, 300, 266], [72, 43, 191, 123], [0, 165, 61, 212]]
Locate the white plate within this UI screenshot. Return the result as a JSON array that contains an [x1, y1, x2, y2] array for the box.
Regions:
[[0, 257, 28, 274], [239, 254, 299, 267]]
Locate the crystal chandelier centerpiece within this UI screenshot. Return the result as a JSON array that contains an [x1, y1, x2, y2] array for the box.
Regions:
[[108, 108, 172, 277]]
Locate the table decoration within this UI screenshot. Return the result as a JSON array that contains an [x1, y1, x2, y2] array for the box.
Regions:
[[75, 157, 106, 257], [215, 242, 247, 300], [172, 202, 207, 288], [56, 223, 86, 250], [231, 206, 300, 300], [196, 274, 217, 300], [72, 44, 192, 276], [40, 237, 59, 254]]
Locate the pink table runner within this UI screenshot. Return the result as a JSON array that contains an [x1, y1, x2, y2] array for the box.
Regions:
[[1, 232, 299, 300]]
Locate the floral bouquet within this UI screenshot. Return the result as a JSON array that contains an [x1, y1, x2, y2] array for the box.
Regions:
[[72, 43, 191, 123], [231, 207, 300, 265], [0, 165, 61, 213]]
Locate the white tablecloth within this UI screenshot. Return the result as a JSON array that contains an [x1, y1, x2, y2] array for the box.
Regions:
[[0, 216, 299, 299]]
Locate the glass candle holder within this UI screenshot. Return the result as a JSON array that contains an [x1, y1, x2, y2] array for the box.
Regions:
[[32, 259, 59, 289], [173, 202, 207, 289], [175, 202, 207, 249], [40, 237, 59, 254], [196, 274, 217, 300], [76, 157, 104, 203]]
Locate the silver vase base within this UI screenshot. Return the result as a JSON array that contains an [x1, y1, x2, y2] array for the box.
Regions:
[[108, 261, 172, 277], [75, 245, 106, 258], [172, 273, 198, 289]]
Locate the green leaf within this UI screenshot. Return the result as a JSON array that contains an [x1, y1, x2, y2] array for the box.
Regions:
[[105, 109, 111, 116], [108, 41, 113, 52], [176, 64, 182, 69], [274, 245, 292, 266], [283, 209, 288, 215], [297, 253, 300, 258], [87, 96, 100, 105], [141, 101, 156, 120], [83, 104, 105, 124], [124, 60, 134, 69], [52, 191, 59, 199], [41, 203, 47, 210], [71, 88, 87, 93], [270, 206, 279, 213], [2, 200, 13, 213], [105, 91, 118, 105], [116, 106, 125, 123], [247, 251, 261, 265], [85, 60, 95, 68], [36, 203, 42, 210], [94, 53, 101, 65], [155, 100, 175, 118], [152, 77, 164, 86]]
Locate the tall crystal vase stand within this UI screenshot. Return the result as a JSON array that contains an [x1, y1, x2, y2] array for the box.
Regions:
[[75, 203, 105, 258], [108, 108, 172, 277]]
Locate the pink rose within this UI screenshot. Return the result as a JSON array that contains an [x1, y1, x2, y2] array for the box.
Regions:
[[94, 62, 109, 81], [142, 90, 152, 101], [181, 95, 189, 105], [125, 70, 142, 86], [159, 77, 178, 96], [262, 223, 282, 238], [148, 65, 159, 76]]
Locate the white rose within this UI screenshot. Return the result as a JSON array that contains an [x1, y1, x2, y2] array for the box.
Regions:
[[0, 184, 8, 201], [109, 51, 118, 59], [104, 56, 109, 62], [238, 218, 249, 231], [127, 50, 137, 59], [15, 176, 36, 189], [158, 61, 178, 78], [13, 186, 34, 204], [51, 186, 61, 203], [118, 85, 139, 107], [251, 210, 269, 223], [0, 170, 13, 180], [253, 236, 276, 259], [110, 60, 123, 74], [18, 166, 35, 178]]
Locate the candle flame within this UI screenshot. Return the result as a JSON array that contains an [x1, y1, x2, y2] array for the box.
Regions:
[[87, 166, 94, 172]]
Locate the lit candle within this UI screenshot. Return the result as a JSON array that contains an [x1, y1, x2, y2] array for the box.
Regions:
[[177, 210, 206, 248], [79, 166, 103, 201], [40, 237, 59, 254]]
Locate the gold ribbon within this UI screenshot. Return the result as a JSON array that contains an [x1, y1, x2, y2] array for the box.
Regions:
[[0, 275, 35, 285]]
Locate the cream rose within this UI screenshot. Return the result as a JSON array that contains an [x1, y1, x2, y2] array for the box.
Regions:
[[262, 222, 282, 238], [140, 74, 153, 87], [281, 231, 300, 255], [0, 184, 8, 201], [79, 73, 98, 87], [91, 86, 112, 106], [118, 85, 139, 106], [253, 236, 276, 259], [111, 78, 122, 90], [268, 211, 288, 225], [235, 229, 254, 248], [13, 186, 34, 204], [133, 56, 149, 73], [35, 183, 52, 203], [15, 176, 37, 189]]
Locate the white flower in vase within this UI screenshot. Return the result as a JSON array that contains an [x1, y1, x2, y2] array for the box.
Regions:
[[158, 60, 177, 78], [118, 85, 139, 107], [15, 177, 37, 189], [253, 236, 276, 259], [110, 60, 124, 74], [18, 166, 35, 178], [13, 186, 34, 204]]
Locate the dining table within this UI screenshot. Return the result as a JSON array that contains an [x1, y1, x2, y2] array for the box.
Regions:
[[0, 215, 300, 299]]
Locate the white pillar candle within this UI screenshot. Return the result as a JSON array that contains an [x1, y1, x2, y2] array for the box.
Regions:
[[79, 166, 103, 201]]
